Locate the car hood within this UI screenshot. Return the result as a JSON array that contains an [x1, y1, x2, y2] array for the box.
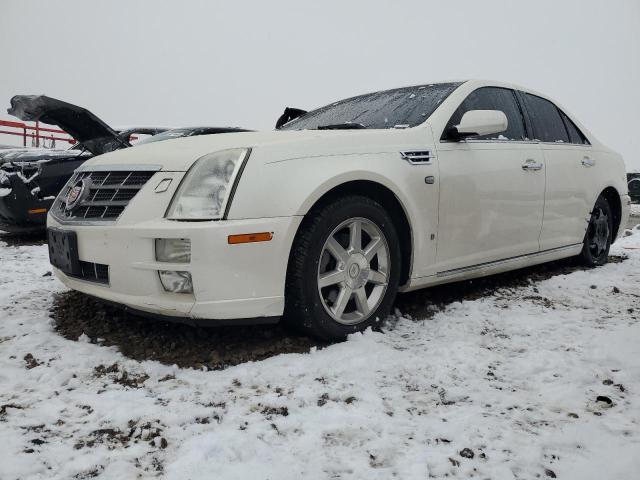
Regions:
[[79, 128, 428, 172], [0, 147, 89, 165], [8, 95, 130, 156]]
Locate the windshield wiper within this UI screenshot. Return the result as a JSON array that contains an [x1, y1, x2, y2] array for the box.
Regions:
[[315, 123, 367, 130]]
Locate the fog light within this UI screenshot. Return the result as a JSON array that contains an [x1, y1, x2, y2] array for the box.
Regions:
[[158, 270, 193, 293], [155, 238, 191, 263]]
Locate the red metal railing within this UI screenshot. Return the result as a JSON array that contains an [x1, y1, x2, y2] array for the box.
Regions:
[[0, 119, 75, 147]]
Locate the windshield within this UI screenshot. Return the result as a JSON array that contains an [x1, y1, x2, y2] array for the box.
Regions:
[[136, 128, 199, 145], [280, 82, 462, 130]]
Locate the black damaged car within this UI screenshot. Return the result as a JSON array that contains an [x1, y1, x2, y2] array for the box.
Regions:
[[1, 95, 249, 233]]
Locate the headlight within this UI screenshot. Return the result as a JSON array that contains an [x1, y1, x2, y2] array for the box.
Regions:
[[166, 148, 250, 220]]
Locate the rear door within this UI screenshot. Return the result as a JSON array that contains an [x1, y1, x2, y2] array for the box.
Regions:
[[519, 92, 594, 250], [434, 87, 546, 272]]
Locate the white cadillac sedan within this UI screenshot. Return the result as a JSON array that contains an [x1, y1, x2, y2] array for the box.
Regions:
[[47, 80, 630, 340]]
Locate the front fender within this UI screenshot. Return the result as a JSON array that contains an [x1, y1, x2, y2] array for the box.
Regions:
[[228, 151, 417, 220], [228, 149, 440, 278]]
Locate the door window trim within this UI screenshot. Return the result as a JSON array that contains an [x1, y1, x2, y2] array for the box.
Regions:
[[517, 91, 591, 147], [439, 86, 592, 147], [440, 87, 531, 144]]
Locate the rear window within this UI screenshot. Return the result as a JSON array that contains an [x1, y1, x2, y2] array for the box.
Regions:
[[279, 82, 462, 130], [559, 110, 590, 145], [521, 93, 569, 143]]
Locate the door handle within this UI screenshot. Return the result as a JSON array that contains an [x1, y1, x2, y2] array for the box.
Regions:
[[581, 156, 595, 167], [522, 159, 543, 171]]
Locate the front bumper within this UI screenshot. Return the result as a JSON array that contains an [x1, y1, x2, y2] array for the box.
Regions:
[[48, 215, 302, 321]]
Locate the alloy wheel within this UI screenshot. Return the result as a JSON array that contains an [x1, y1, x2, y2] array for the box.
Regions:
[[588, 206, 610, 258], [317, 217, 390, 325]]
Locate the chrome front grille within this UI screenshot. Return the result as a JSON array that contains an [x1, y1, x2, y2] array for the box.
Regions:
[[54, 170, 156, 222]]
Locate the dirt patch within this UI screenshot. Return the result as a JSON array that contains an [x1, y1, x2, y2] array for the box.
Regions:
[[51, 291, 321, 369], [73, 419, 165, 451], [93, 363, 149, 388], [23, 353, 42, 369], [50, 255, 626, 369]]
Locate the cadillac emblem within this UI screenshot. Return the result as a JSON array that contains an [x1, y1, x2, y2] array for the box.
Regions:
[[65, 178, 91, 210]]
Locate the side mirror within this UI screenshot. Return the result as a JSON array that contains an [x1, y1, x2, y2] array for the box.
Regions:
[[446, 110, 508, 141], [275, 107, 307, 129]]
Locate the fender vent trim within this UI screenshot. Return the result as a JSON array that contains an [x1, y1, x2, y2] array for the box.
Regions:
[[400, 151, 435, 164]]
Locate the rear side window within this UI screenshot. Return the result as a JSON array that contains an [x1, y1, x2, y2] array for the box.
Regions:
[[521, 93, 569, 143], [559, 110, 590, 145], [443, 87, 526, 141]]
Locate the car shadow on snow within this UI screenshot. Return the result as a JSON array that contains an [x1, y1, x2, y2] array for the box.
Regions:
[[0, 231, 46, 246], [50, 255, 626, 370]]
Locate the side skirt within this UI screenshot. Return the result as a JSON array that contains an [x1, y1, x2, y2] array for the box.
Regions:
[[401, 243, 583, 292]]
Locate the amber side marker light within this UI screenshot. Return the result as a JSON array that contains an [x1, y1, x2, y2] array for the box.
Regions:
[[228, 232, 273, 245], [28, 208, 47, 214]]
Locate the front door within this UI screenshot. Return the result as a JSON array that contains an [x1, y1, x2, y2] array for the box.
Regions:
[[433, 87, 546, 272]]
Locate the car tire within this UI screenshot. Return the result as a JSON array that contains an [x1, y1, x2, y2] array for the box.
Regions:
[[285, 195, 401, 341], [578, 194, 613, 267]]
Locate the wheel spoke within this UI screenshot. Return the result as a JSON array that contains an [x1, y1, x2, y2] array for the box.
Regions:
[[363, 237, 382, 262], [354, 287, 370, 316], [332, 285, 352, 318], [318, 269, 346, 288], [367, 269, 387, 285], [349, 220, 362, 252], [326, 237, 349, 263]]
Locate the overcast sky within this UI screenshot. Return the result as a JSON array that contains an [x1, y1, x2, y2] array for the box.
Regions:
[[1, 0, 638, 169]]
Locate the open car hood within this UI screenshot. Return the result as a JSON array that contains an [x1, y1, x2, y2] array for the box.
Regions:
[[8, 95, 130, 156], [0, 147, 89, 165]]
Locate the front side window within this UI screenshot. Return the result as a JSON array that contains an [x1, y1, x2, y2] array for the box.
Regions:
[[442, 87, 526, 141], [279, 82, 462, 130], [521, 93, 569, 143]]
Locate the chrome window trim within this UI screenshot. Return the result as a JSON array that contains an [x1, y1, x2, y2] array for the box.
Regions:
[[439, 138, 593, 146]]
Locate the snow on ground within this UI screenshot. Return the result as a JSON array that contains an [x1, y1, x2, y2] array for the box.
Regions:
[[1, 229, 640, 480]]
